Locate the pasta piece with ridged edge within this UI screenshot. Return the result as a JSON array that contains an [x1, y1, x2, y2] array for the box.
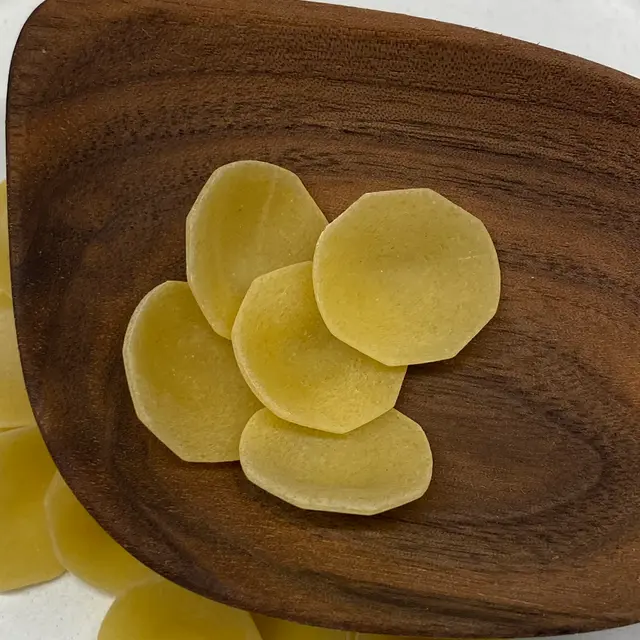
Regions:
[[187, 160, 327, 339], [123, 281, 262, 462], [313, 189, 501, 366], [232, 262, 406, 434], [240, 408, 433, 515], [98, 577, 263, 640], [0, 426, 64, 591]]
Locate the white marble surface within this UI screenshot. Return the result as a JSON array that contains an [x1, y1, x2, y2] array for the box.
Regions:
[[1, 0, 639, 638]]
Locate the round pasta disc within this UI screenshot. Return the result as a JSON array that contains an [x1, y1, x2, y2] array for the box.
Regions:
[[0, 426, 64, 592], [98, 577, 263, 640], [254, 614, 351, 640], [123, 281, 262, 462], [240, 408, 433, 515], [0, 293, 36, 430], [45, 472, 154, 595], [0, 181, 10, 297], [313, 189, 501, 366], [186, 160, 327, 339], [232, 263, 406, 434]]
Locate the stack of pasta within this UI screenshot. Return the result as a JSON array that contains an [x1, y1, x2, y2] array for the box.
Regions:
[[124, 161, 500, 516]]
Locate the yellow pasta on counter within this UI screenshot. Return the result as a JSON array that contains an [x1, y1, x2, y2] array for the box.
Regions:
[[0, 426, 64, 591], [45, 472, 153, 595]]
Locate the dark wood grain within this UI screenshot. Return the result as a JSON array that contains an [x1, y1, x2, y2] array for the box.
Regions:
[[6, 0, 640, 635]]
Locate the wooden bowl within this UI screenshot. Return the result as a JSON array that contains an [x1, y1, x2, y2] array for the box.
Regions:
[[7, 0, 640, 636]]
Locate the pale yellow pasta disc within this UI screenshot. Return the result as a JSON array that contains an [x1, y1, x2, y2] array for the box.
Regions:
[[98, 577, 263, 640], [123, 281, 262, 462], [232, 263, 406, 434], [0, 426, 64, 591], [0, 293, 36, 430], [313, 189, 501, 366], [254, 614, 351, 640], [45, 472, 154, 595], [187, 160, 327, 339], [240, 408, 433, 515]]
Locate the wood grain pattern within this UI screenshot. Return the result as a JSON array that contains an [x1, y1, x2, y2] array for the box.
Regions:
[[6, 0, 640, 635]]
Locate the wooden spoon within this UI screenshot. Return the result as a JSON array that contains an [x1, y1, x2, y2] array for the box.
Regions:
[[7, 0, 640, 636]]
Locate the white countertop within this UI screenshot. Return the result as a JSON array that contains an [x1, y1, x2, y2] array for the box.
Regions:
[[1, 0, 639, 638]]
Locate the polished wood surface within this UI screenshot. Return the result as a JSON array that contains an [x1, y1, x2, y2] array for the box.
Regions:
[[6, 0, 640, 635]]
